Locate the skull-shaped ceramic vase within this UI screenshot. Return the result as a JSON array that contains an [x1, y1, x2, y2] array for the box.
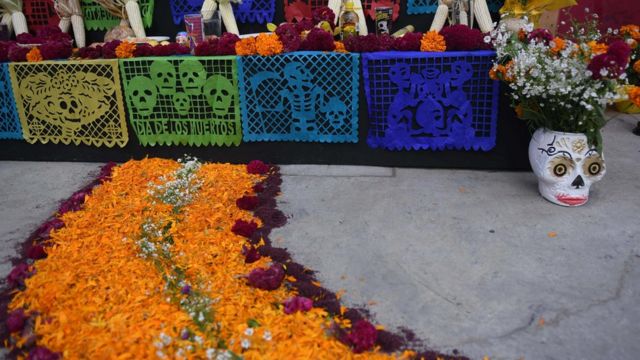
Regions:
[[528, 128, 606, 207]]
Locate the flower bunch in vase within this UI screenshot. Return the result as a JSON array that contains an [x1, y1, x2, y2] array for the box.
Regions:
[[615, 24, 640, 114], [488, 20, 632, 206]]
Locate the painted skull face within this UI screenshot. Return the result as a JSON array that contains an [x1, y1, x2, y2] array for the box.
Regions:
[[150, 60, 176, 95], [179, 60, 206, 95], [129, 76, 158, 116], [529, 129, 606, 206], [389, 63, 411, 89], [203, 75, 234, 116], [173, 93, 191, 115]]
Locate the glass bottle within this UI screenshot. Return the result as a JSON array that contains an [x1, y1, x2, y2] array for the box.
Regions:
[[340, 1, 359, 40]]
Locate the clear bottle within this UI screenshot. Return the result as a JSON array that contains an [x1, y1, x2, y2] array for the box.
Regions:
[[339, 1, 359, 40]]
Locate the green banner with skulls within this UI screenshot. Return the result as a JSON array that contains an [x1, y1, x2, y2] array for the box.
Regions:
[[119, 56, 241, 146]]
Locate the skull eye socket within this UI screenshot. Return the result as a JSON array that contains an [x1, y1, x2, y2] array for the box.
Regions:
[[144, 89, 153, 96], [583, 156, 604, 177], [553, 164, 567, 177], [132, 90, 139, 97], [60, 101, 68, 110], [548, 156, 574, 178]]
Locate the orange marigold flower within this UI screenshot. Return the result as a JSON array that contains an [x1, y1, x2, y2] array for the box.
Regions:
[[587, 40, 608, 56], [514, 103, 524, 119], [518, 29, 527, 42], [550, 37, 566, 54], [620, 24, 640, 41], [115, 41, 136, 58], [634, 59, 640, 73], [235, 37, 257, 56], [420, 31, 446, 52], [26, 47, 43, 62], [629, 86, 640, 107], [503, 60, 515, 82], [255, 33, 283, 56], [334, 41, 348, 53]]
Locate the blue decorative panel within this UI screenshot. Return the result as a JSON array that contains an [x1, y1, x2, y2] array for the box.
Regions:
[[169, 0, 202, 24], [407, 0, 503, 15], [238, 52, 359, 143], [362, 51, 499, 151], [234, 0, 275, 23], [0, 63, 22, 140]]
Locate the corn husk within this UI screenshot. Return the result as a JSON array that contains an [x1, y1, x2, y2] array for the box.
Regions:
[[474, 0, 494, 33], [125, 0, 145, 38], [429, 4, 448, 31], [217, 1, 238, 35], [1, 10, 12, 36], [327, 0, 341, 25], [54, 0, 84, 46], [351, 0, 367, 35], [0, 0, 28, 34], [459, 10, 468, 25], [200, 0, 217, 19]]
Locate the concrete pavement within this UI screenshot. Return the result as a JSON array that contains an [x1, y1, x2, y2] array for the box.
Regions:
[[1, 113, 639, 359]]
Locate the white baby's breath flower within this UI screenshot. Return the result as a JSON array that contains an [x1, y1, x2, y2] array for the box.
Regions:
[[484, 36, 491, 44], [241, 339, 251, 349], [263, 331, 272, 341], [244, 328, 254, 336], [206, 348, 216, 359]]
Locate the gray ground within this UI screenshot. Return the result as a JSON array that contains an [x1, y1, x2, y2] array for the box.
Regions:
[[0, 113, 638, 360]]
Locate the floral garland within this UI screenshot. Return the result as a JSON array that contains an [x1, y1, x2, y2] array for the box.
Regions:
[[2, 158, 466, 359], [0, 26, 73, 62]]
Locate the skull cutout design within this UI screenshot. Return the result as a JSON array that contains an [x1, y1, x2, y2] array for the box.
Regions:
[[150, 60, 176, 95], [322, 97, 347, 129], [528, 129, 606, 207], [203, 75, 234, 116], [179, 60, 206, 96], [173, 93, 191, 115], [129, 76, 158, 116]]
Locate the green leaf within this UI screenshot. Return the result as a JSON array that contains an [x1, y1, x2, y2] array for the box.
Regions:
[[266, 23, 277, 32], [247, 319, 260, 328]]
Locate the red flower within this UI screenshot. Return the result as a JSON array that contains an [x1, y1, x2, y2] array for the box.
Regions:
[[7, 263, 31, 288], [312, 6, 336, 26], [283, 296, 313, 314], [102, 40, 121, 59], [36, 218, 64, 240], [39, 41, 72, 60], [295, 18, 315, 33], [440, 24, 489, 51], [588, 41, 631, 80], [242, 245, 261, 263], [247, 160, 270, 174], [236, 195, 260, 210], [607, 40, 632, 63], [345, 320, 378, 353], [8, 45, 30, 62], [247, 263, 285, 290], [301, 28, 336, 52], [527, 28, 554, 45], [276, 23, 302, 52], [194, 38, 219, 56], [392, 32, 422, 51], [78, 45, 102, 59], [231, 219, 258, 238], [27, 347, 59, 360], [27, 244, 47, 260], [6, 308, 27, 333], [16, 33, 37, 44], [133, 43, 154, 57], [58, 191, 87, 214], [218, 33, 240, 55], [253, 183, 265, 193], [0, 41, 13, 61]]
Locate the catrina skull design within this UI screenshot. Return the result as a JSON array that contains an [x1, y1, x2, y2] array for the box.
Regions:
[[528, 129, 606, 207]]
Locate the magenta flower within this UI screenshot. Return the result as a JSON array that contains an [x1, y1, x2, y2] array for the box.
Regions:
[[27, 346, 60, 360], [6, 308, 27, 333], [345, 320, 378, 353], [7, 263, 31, 288], [246, 160, 270, 174], [231, 219, 258, 238], [247, 263, 285, 290], [236, 195, 260, 210], [283, 296, 313, 314], [242, 245, 261, 264], [27, 244, 47, 260]]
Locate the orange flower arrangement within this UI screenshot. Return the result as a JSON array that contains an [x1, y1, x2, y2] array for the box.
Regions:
[[420, 31, 446, 52], [334, 41, 348, 53], [255, 33, 284, 56], [514, 103, 524, 119], [7, 159, 419, 359], [620, 24, 640, 41], [633, 59, 640, 74], [550, 37, 566, 54], [587, 40, 608, 56], [115, 41, 136, 58], [235, 37, 257, 56], [629, 86, 640, 107], [26, 47, 43, 62]]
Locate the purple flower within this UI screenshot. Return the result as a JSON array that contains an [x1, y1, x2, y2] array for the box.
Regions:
[[236, 195, 260, 210], [345, 320, 378, 353], [247, 263, 285, 290], [312, 7, 336, 26], [27, 346, 60, 360], [181, 284, 191, 295], [441, 24, 490, 50], [39, 40, 72, 60], [217, 33, 240, 55], [6, 308, 27, 333], [27, 244, 47, 260], [180, 328, 190, 340], [392, 32, 422, 51], [283, 296, 313, 314], [102, 40, 121, 59], [7, 263, 31, 288], [36, 218, 64, 240], [242, 245, 261, 264], [300, 28, 335, 52], [231, 220, 258, 238]]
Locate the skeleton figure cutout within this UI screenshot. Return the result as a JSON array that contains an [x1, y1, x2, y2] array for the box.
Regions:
[[150, 60, 177, 95], [528, 129, 606, 207], [128, 76, 158, 116], [278, 62, 325, 134]]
